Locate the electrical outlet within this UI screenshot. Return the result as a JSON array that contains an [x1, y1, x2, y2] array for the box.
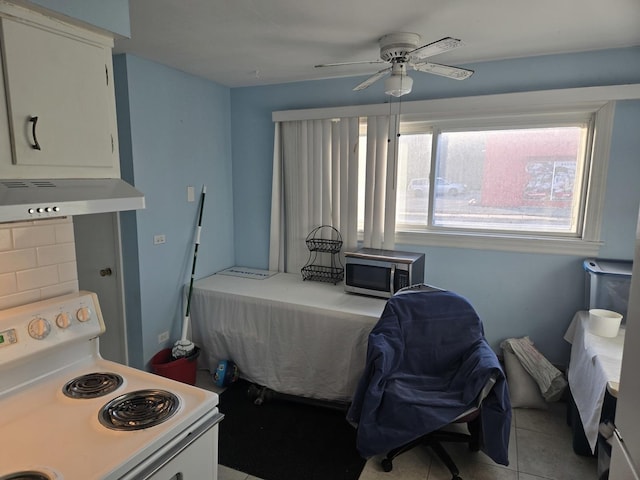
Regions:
[[153, 234, 166, 245], [158, 331, 170, 343]]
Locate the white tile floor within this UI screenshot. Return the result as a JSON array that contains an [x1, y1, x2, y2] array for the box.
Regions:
[[197, 372, 598, 480], [354, 405, 598, 480]]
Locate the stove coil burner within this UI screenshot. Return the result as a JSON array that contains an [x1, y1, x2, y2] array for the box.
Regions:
[[0, 472, 53, 480], [99, 389, 180, 431], [63, 372, 124, 399]]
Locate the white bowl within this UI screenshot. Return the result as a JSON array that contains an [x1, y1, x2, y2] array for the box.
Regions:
[[588, 309, 623, 337]]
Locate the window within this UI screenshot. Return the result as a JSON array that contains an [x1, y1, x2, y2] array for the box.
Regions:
[[357, 105, 613, 254], [396, 122, 589, 234]]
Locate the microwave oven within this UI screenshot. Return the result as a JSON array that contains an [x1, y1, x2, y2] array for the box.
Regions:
[[344, 248, 425, 298]]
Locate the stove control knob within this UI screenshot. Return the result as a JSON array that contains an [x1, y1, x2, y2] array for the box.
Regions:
[[56, 312, 71, 329], [76, 306, 91, 323], [28, 317, 51, 340]]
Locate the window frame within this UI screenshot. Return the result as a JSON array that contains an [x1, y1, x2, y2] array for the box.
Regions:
[[394, 103, 613, 255]]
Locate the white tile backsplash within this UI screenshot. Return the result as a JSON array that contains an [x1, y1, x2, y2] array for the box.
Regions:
[[0, 217, 79, 309], [0, 272, 17, 296], [0, 248, 37, 274], [58, 261, 78, 283], [0, 290, 41, 311], [37, 243, 76, 266], [0, 229, 11, 251], [12, 224, 57, 249], [16, 265, 60, 291], [55, 222, 75, 244]]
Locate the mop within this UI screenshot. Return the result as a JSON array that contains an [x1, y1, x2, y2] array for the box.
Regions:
[[172, 185, 206, 360]]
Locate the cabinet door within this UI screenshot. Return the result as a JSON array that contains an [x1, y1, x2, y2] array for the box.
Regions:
[[0, 17, 115, 169]]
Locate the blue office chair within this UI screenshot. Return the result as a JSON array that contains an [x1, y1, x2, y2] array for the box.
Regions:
[[347, 284, 511, 480]]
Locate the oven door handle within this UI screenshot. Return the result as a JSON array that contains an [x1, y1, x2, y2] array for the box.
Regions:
[[122, 411, 224, 480]]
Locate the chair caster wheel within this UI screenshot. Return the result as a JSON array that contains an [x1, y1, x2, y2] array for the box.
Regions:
[[381, 458, 393, 472]]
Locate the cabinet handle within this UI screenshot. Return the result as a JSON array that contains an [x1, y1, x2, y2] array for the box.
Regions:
[[29, 116, 41, 150]]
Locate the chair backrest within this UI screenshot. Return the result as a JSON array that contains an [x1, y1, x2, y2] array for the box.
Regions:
[[370, 287, 486, 376]]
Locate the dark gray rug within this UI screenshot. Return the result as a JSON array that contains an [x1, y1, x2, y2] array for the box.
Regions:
[[218, 380, 366, 480]]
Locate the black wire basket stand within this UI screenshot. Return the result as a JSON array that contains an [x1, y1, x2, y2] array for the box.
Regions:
[[301, 225, 344, 284]]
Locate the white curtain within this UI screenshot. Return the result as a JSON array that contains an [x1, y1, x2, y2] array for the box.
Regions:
[[362, 115, 397, 250], [269, 115, 397, 273]]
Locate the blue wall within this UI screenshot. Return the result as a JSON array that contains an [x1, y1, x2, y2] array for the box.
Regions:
[[230, 47, 640, 365], [114, 54, 234, 368]]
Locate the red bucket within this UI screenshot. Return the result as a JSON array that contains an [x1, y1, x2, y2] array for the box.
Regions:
[[150, 347, 200, 385]]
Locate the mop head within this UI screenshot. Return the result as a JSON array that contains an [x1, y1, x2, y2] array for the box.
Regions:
[[172, 339, 195, 360]]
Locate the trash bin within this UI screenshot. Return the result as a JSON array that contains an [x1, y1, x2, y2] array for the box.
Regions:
[[584, 258, 633, 319], [150, 347, 200, 385]]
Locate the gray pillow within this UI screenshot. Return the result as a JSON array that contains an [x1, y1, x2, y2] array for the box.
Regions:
[[503, 349, 548, 409]]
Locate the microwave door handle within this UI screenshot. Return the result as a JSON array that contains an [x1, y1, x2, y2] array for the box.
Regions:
[[389, 264, 396, 296]]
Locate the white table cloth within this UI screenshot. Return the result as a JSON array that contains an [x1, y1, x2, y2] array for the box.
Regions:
[[564, 311, 625, 452], [189, 272, 387, 402]]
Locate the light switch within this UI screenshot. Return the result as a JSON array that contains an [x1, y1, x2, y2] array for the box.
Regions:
[[187, 186, 195, 202]]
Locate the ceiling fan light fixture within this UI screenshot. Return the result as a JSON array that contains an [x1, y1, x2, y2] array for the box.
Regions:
[[384, 73, 413, 97]]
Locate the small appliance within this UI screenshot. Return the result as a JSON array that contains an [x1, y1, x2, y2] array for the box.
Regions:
[[344, 248, 425, 298]]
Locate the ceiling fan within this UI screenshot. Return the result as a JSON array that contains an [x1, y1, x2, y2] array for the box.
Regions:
[[315, 33, 474, 97]]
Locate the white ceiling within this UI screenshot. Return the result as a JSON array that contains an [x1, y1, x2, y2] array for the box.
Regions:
[[113, 0, 640, 88]]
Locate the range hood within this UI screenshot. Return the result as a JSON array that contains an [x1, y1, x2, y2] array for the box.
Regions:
[[0, 178, 145, 222]]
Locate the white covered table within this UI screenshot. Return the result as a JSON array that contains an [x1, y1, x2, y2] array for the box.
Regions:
[[189, 272, 387, 402], [564, 311, 625, 452]]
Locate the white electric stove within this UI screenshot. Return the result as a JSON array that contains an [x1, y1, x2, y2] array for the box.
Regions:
[[0, 291, 223, 480]]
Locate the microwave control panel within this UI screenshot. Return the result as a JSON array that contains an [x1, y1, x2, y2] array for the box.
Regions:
[[396, 270, 410, 290]]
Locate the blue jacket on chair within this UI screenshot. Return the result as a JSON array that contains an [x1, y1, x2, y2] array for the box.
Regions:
[[346, 288, 511, 465]]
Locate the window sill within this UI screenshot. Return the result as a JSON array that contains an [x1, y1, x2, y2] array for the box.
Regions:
[[395, 230, 602, 256]]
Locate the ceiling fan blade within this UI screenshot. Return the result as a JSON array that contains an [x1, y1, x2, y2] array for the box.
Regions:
[[315, 60, 386, 68], [353, 67, 391, 91], [408, 37, 464, 60], [412, 62, 474, 80]]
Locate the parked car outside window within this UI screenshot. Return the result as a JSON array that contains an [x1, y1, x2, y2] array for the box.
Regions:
[[408, 177, 467, 197]]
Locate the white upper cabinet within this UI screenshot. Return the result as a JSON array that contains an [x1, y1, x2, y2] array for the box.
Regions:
[[0, 4, 120, 179]]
